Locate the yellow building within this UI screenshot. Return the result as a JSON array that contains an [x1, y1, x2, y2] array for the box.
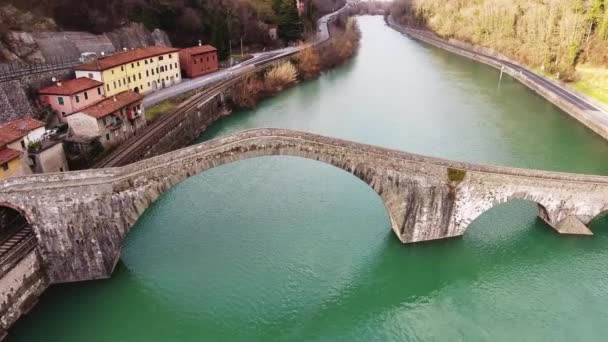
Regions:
[[75, 47, 182, 96]]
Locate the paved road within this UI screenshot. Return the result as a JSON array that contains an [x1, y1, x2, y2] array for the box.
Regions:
[[387, 16, 605, 114], [144, 6, 345, 107]]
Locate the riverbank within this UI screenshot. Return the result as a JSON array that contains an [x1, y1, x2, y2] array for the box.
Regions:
[[231, 18, 361, 110], [12, 16, 608, 341], [95, 7, 354, 168], [386, 15, 608, 142]]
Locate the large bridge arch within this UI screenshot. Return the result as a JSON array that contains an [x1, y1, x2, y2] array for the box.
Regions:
[[4, 128, 608, 283], [123, 151, 401, 245]]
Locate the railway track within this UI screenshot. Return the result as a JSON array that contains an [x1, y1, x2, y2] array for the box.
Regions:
[[0, 225, 36, 277], [95, 6, 347, 168]]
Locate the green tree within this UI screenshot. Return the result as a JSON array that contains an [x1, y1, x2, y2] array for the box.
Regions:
[[277, 0, 303, 42]]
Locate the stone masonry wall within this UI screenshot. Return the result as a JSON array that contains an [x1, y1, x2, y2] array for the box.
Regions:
[[0, 68, 74, 123], [2, 129, 608, 285], [0, 250, 48, 338]]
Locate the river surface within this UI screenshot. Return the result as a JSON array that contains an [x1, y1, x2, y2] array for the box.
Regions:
[[12, 16, 608, 341]]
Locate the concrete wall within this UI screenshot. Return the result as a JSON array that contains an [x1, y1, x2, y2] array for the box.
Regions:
[[0, 250, 48, 337]]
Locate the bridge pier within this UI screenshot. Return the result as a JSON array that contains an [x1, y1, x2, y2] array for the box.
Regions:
[[0, 128, 608, 283], [553, 216, 594, 235]]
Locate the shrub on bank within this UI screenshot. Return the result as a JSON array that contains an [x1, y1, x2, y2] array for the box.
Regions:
[[296, 45, 322, 80], [233, 18, 361, 109], [265, 62, 299, 93]]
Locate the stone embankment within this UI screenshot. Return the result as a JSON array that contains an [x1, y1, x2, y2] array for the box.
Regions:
[[386, 16, 608, 142]]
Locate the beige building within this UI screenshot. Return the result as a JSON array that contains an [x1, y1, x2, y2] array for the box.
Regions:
[[66, 90, 146, 149]]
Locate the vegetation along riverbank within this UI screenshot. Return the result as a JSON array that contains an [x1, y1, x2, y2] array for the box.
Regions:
[[390, 0, 608, 106], [232, 17, 361, 109]]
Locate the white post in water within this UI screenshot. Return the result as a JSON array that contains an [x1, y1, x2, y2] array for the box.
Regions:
[[498, 66, 504, 89]]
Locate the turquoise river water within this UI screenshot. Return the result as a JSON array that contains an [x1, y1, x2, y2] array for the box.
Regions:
[[11, 16, 608, 341]]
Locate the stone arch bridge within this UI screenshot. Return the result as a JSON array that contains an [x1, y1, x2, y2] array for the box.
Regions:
[[1, 128, 607, 283]]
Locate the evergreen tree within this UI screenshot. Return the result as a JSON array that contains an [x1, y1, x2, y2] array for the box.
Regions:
[[277, 0, 303, 42]]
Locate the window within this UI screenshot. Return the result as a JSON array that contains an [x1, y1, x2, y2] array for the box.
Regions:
[[1, 163, 8, 171], [139, 73, 142, 80], [150, 59, 153, 63], [137, 61, 140, 67], [75, 95, 80, 103], [84, 91, 88, 100], [152, 69, 155, 75], [169, 64, 172, 70], [106, 133, 110, 141], [176, 73, 179, 78], [113, 81, 117, 89], [145, 60, 148, 65], [166, 76, 169, 81], [159, 56, 164, 61], [156, 67, 159, 73], [121, 66, 124, 71], [118, 80, 121, 86], [131, 63, 134, 68], [175, 62, 177, 68], [98, 87, 102, 95], [88, 73, 94, 78], [20, 140, 25, 149], [169, 54, 172, 58], [58, 97, 64, 105], [128, 76, 131, 83], [147, 82, 150, 87], [106, 85, 110, 92], [146, 70, 149, 77], [112, 70, 114, 74]]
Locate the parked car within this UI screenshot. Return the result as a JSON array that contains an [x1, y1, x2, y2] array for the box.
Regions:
[[43, 123, 69, 140]]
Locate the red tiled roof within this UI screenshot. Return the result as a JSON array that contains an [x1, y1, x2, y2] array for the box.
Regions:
[[79, 91, 143, 119], [38, 77, 103, 96], [0, 147, 21, 165], [76, 46, 180, 71], [0, 118, 45, 146], [180, 45, 218, 56]]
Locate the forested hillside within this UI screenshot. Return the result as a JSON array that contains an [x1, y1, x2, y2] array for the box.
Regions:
[[391, 0, 608, 103], [0, 0, 345, 58]]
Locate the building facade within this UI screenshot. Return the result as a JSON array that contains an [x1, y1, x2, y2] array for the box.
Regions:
[[0, 119, 69, 179], [75, 47, 182, 96], [66, 91, 146, 149], [179, 45, 219, 78], [38, 77, 105, 121]]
